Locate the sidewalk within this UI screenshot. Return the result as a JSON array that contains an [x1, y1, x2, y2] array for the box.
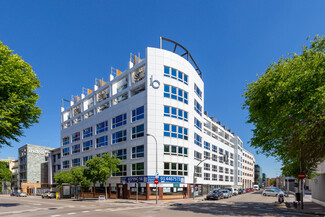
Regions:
[[285, 193, 325, 216]]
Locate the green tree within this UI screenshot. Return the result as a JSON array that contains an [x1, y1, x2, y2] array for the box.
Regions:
[[70, 166, 90, 198], [243, 35, 325, 178], [0, 41, 41, 148], [85, 154, 120, 199], [54, 171, 73, 196], [0, 162, 12, 192]]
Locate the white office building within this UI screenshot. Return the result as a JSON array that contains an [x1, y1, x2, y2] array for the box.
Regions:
[[55, 38, 248, 199], [242, 149, 255, 188]]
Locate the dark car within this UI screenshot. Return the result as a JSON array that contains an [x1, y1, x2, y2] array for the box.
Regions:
[[238, 189, 244, 194], [10, 192, 19, 196], [206, 190, 224, 200]]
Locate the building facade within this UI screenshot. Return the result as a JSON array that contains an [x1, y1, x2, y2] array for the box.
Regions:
[[55, 39, 251, 199], [18, 144, 54, 192], [254, 164, 261, 185], [242, 149, 255, 188], [0, 158, 18, 191]]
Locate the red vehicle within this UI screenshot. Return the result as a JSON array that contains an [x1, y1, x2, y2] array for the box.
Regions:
[[245, 188, 250, 193]]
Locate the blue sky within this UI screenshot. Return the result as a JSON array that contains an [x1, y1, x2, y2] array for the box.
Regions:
[[1, 0, 324, 178]]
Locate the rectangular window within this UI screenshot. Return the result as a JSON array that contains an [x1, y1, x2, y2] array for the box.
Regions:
[[112, 113, 127, 129], [83, 156, 93, 165], [194, 84, 202, 99], [72, 132, 80, 142], [230, 153, 234, 159], [204, 141, 210, 150], [114, 165, 127, 176], [194, 99, 202, 116], [132, 145, 144, 158], [164, 106, 188, 122], [194, 133, 202, 147], [194, 151, 202, 161], [96, 121, 108, 134], [72, 158, 80, 167], [164, 124, 188, 140], [219, 156, 224, 163], [225, 168, 229, 174], [204, 173, 210, 180], [212, 154, 218, 162], [164, 84, 188, 104], [219, 175, 224, 181], [63, 160, 69, 169], [132, 162, 144, 175], [132, 106, 144, 122], [112, 149, 127, 160], [83, 140, 93, 151], [83, 127, 93, 139], [72, 144, 80, 154], [164, 145, 188, 157], [132, 124, 144, 139], [204, 163, 210, 171], [230, 176, 234, 182], [62, 137, 70, 146], [219, 148, 224, 155], [230, 160, 234, 166], [194, 117, 202, 131], [112, 130, 127, 144], [204, 151, 210, 160], [96, 135, 108, 148], [163, 162, 188, 176], [63, 147, 69, 156], [212, 165, 218, 172], [212, 145, 218, 153], [164, 66, 188, 85], [194, 166, 202, 178], [212, 174, 218, 181], [219, 166, 224, 173]]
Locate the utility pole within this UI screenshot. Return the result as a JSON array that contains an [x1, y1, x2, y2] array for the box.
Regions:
[[146, 134, 158, 205], [193, 158, 208, 200], [300, 149, 304, 209]]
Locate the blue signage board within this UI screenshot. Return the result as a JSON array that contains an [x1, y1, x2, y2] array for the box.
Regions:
[[120, 176, 184, 183]]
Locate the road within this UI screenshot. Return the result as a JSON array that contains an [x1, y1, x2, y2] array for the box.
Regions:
[[0, 191, 316, 217]]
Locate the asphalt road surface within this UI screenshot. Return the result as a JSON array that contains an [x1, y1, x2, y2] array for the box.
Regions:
[[0, 191, 316, 217]]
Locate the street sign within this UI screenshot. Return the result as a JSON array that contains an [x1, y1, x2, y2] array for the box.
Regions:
[[155, 172, 159, 178], [154, 179, 159, 184], [173, 184, 180, 187], [297, 172, 306, 179]]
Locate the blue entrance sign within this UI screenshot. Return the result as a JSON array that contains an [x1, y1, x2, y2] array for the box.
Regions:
[[120, 176, 184, 183]]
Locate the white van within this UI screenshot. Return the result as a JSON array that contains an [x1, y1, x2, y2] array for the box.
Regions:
[[253, 185, 260, 190], [228, 187, 238, 196]]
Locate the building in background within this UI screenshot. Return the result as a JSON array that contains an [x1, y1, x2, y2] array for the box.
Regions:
[[18, 144, 54, 193], [51, 38, 254, 199], [254, 164, 262, 185], [262, 173, 266, 187], [310, 161, 325, 206], [242, 149, 255, 188], [48, 148, 61, 186], [0, 158, 18, 191]]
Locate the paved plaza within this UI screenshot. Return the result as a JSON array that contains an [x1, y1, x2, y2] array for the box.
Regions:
[[0, 191, 320, 217]]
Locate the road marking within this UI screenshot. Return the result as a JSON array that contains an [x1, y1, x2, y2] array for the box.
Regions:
[[51, 215, 61, 217], [68, 205, 75, 208], [82, 210, 90, 213], [67, 213, 76, 215], [95, 209, 103, 211]]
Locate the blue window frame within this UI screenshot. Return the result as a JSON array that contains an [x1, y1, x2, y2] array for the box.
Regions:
[[112, 113, 127, 129], [194, 99, 202, 116], [194, 117, 202, 131], [63, 147, 70, 156], [96, 121, 108, 134], [83, 140, 93, 151], [132, 124, 144, 139], [132, 145, 144, 158], [212, 145, 218, 153], [96, 135, 108, 148], [83, 127, 93, 139], [112, 130, 127, 144], [83, 156, 93, 165], [164, 124, 188, 140], [132, 106, 144, 122], [72, 132, 80, 142], [194, 133, 202, 147], [112, 149, 127, 160], [72, 144, 80, 154], [194, 84, 202, 99], [164, 84, 188, 104], [204, 141, 210, 150], [62, 137, 69, 146], [164, 66, 188, 85]]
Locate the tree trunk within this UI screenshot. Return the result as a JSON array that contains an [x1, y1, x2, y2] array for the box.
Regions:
[[105, 182, 108, 200], [93, 183, 96, 197]]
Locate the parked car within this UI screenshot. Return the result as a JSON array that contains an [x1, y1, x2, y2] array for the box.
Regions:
[[245, 188, 250, 193], [262, 188, 279, 197], [253, 185, 260, 190], [42, 191, 56, 199], [238, 188, 244, 194], [227, 188, 238, 196], [221, 190, 231, 198], [17, 192, 27, 197], [10, 192, 19, 196], [206, 190, 224, 200]]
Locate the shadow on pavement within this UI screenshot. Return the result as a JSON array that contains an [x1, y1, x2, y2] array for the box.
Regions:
[[169, 202, 292, 217], [0, 203, 20, 207]]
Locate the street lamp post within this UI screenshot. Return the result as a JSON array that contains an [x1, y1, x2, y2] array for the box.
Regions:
[[193, 158, 208, 200], [146, 133, 158, 205]]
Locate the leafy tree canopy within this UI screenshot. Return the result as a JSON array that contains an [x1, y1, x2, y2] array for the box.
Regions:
[[54, 171, 73, 189], [0, 41, 41, 148], [243, 35, 325, 178], [0, 161, 12, 182]]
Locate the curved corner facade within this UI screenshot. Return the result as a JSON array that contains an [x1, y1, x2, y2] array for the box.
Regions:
[[54, 45, 249, 199]]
